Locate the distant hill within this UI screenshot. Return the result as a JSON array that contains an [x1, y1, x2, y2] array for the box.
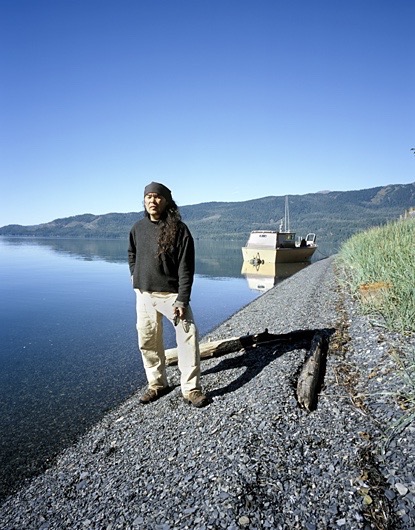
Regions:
[[1, 183, 414, 255]]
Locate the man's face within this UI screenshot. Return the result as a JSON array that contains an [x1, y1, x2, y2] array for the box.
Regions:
[[144, 193, 167, 221]]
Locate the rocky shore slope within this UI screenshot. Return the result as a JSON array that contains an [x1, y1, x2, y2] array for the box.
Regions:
[[1, 256, 414, 529]]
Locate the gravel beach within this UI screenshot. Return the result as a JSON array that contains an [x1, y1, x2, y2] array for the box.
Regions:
[[1, 256, 414, 530]]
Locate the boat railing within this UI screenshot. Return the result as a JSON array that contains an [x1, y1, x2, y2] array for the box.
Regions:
[[305, 233, 317, 246]]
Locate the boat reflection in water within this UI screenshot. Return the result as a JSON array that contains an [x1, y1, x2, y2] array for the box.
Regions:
[[241, 260, 311, 292]]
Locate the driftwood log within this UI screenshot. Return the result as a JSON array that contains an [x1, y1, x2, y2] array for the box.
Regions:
[[166, 327, 329, 411], [165, 328, 317, 366], [296, 332, 326, 411], [165, 337, 241, 365]]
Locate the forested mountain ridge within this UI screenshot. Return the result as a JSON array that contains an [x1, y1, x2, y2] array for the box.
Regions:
[[1, 183, 414, 254]]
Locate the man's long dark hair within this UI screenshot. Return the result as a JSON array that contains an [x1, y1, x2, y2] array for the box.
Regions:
[[144, 199, 181, 256]]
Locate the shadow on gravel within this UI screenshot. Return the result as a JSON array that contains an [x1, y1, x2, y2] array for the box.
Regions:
[[203, 328, 335, 402]]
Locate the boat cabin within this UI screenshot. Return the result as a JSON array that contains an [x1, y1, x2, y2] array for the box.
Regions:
[[245, 230, 297, 250], [245, 230, 317, 250]]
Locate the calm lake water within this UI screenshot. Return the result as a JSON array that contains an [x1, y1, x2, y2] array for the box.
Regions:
[[0, 237, 311, 498]]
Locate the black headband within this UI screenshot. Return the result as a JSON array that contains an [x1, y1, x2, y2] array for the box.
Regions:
[[144, 182, 172, 202]]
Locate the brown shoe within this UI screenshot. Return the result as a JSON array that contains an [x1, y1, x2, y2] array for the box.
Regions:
[[184, 390, 209, 408], [139, 386, 170, 404]]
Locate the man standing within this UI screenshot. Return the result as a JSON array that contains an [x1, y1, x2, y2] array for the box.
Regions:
[[128, 182, 208, 408]]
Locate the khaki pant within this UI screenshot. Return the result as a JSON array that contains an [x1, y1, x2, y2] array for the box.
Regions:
[[135, 290, 201, 396]]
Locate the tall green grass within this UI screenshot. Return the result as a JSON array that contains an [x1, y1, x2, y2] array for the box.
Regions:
[[337, 218, 415, 448], [336, 218, 415, 333]]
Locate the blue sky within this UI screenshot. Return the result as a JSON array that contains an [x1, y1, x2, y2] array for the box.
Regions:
[[1, 0, 414, 227]]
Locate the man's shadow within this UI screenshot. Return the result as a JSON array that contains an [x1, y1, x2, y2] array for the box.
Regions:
[[203, 328, 335, 404]]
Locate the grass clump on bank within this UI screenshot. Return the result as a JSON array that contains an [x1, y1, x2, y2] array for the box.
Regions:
[[336, 217, 415, 446], [336, 217, 415, 334]]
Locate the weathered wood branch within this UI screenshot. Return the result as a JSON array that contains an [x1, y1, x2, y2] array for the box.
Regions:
[[165, 328, 317, 366], [296, 332, 326, 411], [165, 337, 241, 365]]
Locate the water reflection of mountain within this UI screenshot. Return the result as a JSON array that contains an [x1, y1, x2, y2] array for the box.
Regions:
[[241, 261, 311, 292], [195, 240, 245, 278], [2, 238, 247, 276], [3, 237, 331, 281], [3, 237, 129, 263]]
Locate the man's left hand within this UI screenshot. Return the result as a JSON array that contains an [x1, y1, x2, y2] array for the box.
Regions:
[[175, 306, 186, 319]]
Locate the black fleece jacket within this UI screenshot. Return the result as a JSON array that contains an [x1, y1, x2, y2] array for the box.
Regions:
[[128, 216, 195, 306]]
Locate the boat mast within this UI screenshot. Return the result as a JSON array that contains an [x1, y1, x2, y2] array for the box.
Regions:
[[284, 196, 290, 231]]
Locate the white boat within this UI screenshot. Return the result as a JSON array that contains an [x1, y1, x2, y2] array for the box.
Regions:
[[241, 197, 317, 264]]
